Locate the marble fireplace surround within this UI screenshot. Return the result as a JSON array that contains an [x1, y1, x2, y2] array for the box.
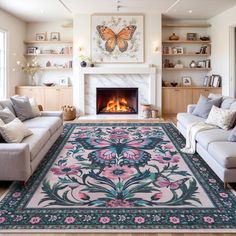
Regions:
[[75, 67, 156, 116]]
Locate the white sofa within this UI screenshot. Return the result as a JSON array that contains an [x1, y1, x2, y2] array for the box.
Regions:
[[0, 99, 63, 182], [177, 96, 236, 186]]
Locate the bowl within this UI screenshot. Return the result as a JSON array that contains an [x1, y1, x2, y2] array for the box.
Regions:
[[43, 83, 54, 87], [171, 82, 178, 87]]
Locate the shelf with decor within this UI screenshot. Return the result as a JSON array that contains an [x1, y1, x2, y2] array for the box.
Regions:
[[39, 67, 72, 71], [163, 40, 211, 44], [24, 40, 73, 44], [162, 24, 211, 28], [162, 53, 210, 57], [24, 53, 73, 57]]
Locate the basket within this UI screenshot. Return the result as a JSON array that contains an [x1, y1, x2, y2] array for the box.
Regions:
[[62, 105, 76, 121]]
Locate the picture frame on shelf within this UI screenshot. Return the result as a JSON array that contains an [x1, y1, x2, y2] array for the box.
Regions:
[[212, 75, 221, 87], [186, 33, 197, 41], [197, 60, 206, 68], [59, 77, 69, 86], [176, 47, 184, 54], [36, 32, 47, 41], [203, 76, 210, 87], [50, 32, 60, 41], [27, 47, 37, 54], [182, 76, 192, 86]]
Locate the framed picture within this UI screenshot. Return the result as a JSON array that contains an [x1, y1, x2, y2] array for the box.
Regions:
[[187, 33, 197, 41], [27, 47, 37, 54], [50, 32, 60, 41], [203, 76, 210, 87], [182, 76, 192, 86], [59, 77, 69, 86], [212, 75, 221, 87], [176, 47, 184, 54], [36, 32, 47, 41], [91, 14, 144, 63], [197, 60, 206, 68]]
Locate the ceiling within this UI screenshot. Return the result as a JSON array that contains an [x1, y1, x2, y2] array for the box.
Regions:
[[0, 0, 236, 22]]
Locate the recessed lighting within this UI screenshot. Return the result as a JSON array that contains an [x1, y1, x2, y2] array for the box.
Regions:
[[188, 10, 193, 14]]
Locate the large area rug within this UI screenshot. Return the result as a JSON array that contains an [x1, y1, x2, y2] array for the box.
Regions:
[[0, 123, 236, 233]]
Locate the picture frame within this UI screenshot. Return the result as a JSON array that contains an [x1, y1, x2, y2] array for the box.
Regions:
[[187, 33, 197, 41], [197, 60, 206, 68], [212, 75, 221, 87], [59, 77, 69, 86], [176, 47, 184, 54], [36, 32, 47, 41], [50, 32, 60, 41], [182, 76, 192, 86], [203, 76, 210, 87], [27, 47, 37, 54], [91, 14, 144, 63]]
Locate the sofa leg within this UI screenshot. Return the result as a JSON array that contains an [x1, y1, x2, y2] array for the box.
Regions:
[[224, 182, 228, 189]]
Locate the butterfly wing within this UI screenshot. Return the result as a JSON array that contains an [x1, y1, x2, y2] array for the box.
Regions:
[[117, 25, 136, 52], [96, 25, 116, 52], [121, 148, 151, 165], [77, 138, 111, 150], [126, 137, 161, 150], [89, 148, 117, 166]]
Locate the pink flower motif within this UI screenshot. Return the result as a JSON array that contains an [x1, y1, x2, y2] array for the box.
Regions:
[[106, 199, 134, 207], [0, 217, 6, 224], [163, 144, 174, 149], [109, 129, 129, 140], [208, 178, 216, 183], [64, 144, 74, 149], [77, 192, 90, 201], [151, 192, 163, 201], [51, 165, 80, 176], [155, 154, 180, 164], [134, 216, 145, 224], [203, 216, 214, 224], [64, 217, 75, 224], [102, 166, 134, 180], [219, 192, 228, 198], [99, 216, 110, 224], [30, 217, 41, 224], [12, 192, 21, 198], [169, 216, 180, 224]]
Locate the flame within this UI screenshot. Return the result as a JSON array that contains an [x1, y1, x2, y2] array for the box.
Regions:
[[103, 97, 133, 113]]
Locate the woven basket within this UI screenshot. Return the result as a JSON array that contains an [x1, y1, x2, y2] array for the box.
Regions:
[[62, 105, 76, 121]]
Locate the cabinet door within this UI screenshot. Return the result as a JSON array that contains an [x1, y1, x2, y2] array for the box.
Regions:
[[162, 88, 176, 114], [176, 89, 193, 113], [44, 88, 60, 111], [59, 88, 73, 108], [192, 88, 222, 103], [16, 87, 34, 97]]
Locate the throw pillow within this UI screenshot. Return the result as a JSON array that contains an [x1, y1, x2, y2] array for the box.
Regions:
[[29, 98, 41, 117], [0, 119, 5, 143], [228, 126, 236, 142], [0, 107, 16, 123], [205, 105, 236, 130], [0, 118, 32, 143], [10, 95, 34, 121], [192, 95, 222, 119]]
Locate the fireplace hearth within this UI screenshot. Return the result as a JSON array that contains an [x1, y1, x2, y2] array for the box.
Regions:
[[96, 88, 138, 114]]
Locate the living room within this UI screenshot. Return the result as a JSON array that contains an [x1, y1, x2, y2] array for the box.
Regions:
[[0, 0, 236, 234]]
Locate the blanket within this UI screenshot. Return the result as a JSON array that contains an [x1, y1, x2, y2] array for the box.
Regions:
[[181, 122, 216, 154]]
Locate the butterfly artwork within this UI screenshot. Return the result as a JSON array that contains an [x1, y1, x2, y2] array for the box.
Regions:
[[96, 25, 136, 53], [91, 15, 144, 63], [76, 137, 161, 167]]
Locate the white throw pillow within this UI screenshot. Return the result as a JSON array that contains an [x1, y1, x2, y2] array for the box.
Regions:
[[0, 118, 33, 143], [29, 98, 41, 117], [205, 105, 236, 130]]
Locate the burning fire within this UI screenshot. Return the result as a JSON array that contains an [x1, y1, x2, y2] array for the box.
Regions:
[[102, 97, 133, 113]]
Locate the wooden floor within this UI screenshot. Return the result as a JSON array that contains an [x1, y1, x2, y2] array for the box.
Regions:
[[0, 116, 235, 236]]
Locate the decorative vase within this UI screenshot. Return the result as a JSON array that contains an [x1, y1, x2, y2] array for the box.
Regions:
[[90, 63, 95, 67], [189, 60, 197, 68], [29, 74, 36, 86], [80, 61, 87, 67], [169, 33, 179, 40]]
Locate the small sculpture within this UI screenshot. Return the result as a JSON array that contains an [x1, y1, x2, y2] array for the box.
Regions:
[[169, 33, 179, 41]]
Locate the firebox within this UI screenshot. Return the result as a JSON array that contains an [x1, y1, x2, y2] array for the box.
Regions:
[[96, 88, 138, 114]]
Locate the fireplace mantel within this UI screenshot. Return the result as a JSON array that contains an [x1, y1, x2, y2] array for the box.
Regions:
[[75, 67, 157, 115]]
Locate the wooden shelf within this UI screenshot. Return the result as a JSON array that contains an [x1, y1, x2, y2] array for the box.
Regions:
[[162, 24, 211, 28], [163, 40, 211, 44], [24, 40, 73, 44], [39, 67, 72, 71], [162, 86, 221, 89], [24, 54, 73, 57], [162, 53, 210, 56], [163, 67, 212, 71]]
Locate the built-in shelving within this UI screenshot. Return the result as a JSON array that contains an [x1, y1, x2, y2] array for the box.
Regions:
[[24, 54, 73, 57], [24, 40, 73, 44], [163, 40, 211, 44], [162, 24, 211, 28], [162, 53, 210, 56], [39, 67, 72, 71], [162, 67, 212, 71]]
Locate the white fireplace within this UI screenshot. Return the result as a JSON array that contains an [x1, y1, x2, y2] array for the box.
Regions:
[[74, 67, 157, 116]]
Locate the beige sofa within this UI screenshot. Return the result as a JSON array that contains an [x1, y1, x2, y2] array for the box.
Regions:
[[0, 99, 63, 182]]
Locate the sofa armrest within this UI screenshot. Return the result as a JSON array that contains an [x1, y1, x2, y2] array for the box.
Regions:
[[41, 111, 63, 119], [187, 104, 197, 114], [0, 143, 31, 181]]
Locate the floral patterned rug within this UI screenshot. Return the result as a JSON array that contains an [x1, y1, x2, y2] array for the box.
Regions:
[[0, 123, 236, 232]]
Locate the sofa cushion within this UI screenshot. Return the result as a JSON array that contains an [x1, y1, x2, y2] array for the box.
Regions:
[[221, 97, 236, 109], [208, 142, 236, 168], [0, 100, 15, 115], [177, 112, 205, 128], [21, 127, 50, 160], [192, 95, 222, 118], [0, 107, 16, 124], [195, 128, 231, 150], [230, 101, 236, 111], [23, 116, 62, 135], [228, 126, 236, 142]]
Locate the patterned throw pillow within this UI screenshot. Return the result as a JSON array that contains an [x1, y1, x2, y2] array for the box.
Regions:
[[205, 105, 236, 130]]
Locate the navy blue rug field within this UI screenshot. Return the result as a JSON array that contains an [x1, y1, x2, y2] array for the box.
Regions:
[[0, 123, 235, 232]]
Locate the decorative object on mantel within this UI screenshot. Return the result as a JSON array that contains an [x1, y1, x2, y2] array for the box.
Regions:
[[62, 105, 76, 121], [182, 76, 192, 86], [91, 14, 144, 63], [186, 33, 197, 41], [189, 60, 197, 68], [35, 32, 47, 41], [151, 109, 159, 118], [141, 104, 151, 118], [46, 61, 51, 67], [169, 33, 179, 40], [80, 61, 87, 67], [79, 55, 95, 67], [43, 82, 54, 87], [50, 32, 60, 41]]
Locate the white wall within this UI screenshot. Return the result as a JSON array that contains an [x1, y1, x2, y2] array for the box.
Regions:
[[73, 13, 162, 110], [209, 5, 236, 96], [0, 9, 26, 97]]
